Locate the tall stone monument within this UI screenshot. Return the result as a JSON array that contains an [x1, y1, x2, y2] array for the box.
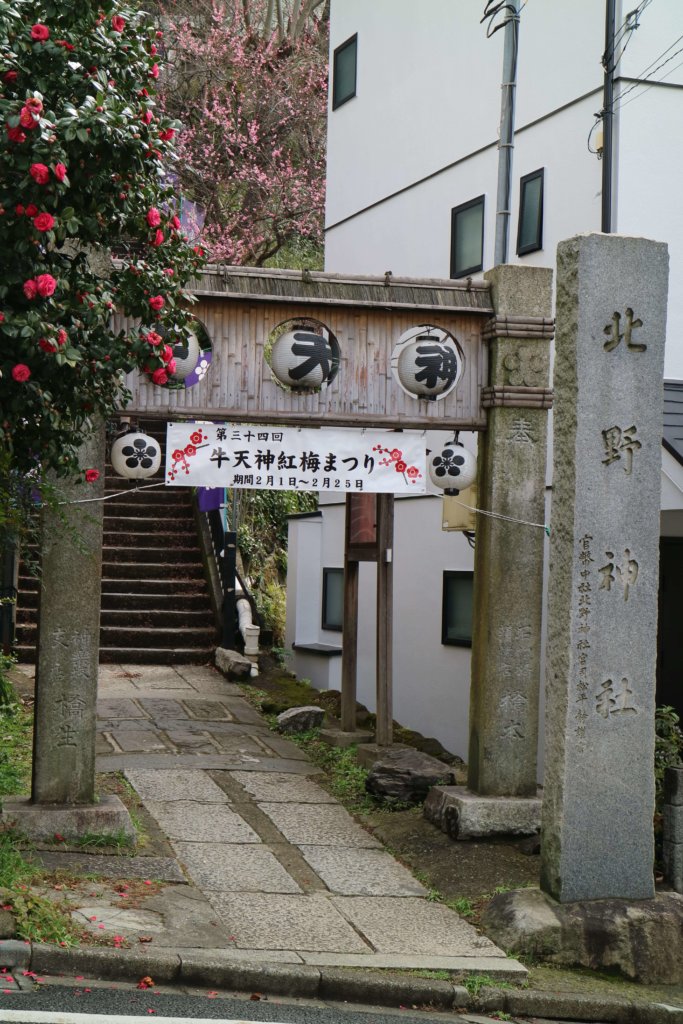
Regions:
[[542, 233, 668, 901]]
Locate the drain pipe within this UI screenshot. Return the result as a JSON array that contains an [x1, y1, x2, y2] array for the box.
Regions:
[[236, 590, 260, 676], [601, 0, 617, 232]]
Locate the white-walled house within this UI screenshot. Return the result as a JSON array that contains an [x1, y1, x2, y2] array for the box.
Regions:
[[285, 0, 683, 760]]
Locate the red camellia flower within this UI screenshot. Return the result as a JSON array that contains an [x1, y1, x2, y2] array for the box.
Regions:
[[39, 337, 57, 353], [159, 128, 175, 142], [142, 109, 153, 125], [35, 273, 57, 297], [6, 124, 26, 143], [149, 63, 159, 78], [0, 313, 5, 322], [11, 364, 31, 382], [3, 70, 17, 83], [15, 204, 25, 216], [30, 23, 50, 41], [54, 163, 67, 181], [166, 358, 177, 376], [146, 207, 161, 227], [55, 39, 75, 50], [148, 295, 164, 311], [56, 328, 67, 346], [85, 469, 100, 483], [111, 15, 125, 31], [152, 229, 164, 246], [160, 344, 173, 364], [151, 367, 168, 385], [25, 203, 38, 217], [145, 330, 162, 346], [33, 212, 55, 232], [23, 279, 38, 300], [25, 97, 43, 113], [19, 107, 38, 129], [170, 215, 180, 230], [29, 162, 50, 184]]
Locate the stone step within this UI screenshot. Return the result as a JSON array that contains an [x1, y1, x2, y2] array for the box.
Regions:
[[102, 501, 194, 519], [104, 516, 196, 534], [102, 545, 202, 564], [102, 530, 197, 547], [104, 488, 187, 504], [100, 561, 206, 580], [101, 577, 209, 596], [99, 646, 214, 664], [100, 608, 213, 628], [16, 623, 216, 648], [101, 591, 211, 610]]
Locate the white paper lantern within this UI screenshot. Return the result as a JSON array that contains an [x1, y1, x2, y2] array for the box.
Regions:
[[170, 330, 201, 381], [428, 443, 476, 493], [270, 329, 337, 389], [111, 431, 162, 479], [396, 331, 462, 400]]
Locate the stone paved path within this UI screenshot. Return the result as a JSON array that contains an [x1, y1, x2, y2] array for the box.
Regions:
[[85, 664, 523, 977]]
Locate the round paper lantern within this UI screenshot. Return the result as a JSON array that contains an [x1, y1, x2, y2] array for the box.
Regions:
[[170, 329, 201, 381], [111, 431, 162, 479], [395, 330, 462, 400], [428, 443, 476, 493], [270, 328, 337, 389]]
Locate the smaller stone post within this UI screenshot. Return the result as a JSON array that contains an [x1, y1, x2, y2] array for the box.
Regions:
[[1, 424, 134, 841], [425, 265, 553, 839]]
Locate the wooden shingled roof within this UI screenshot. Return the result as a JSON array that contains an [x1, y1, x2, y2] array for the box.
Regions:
[[187, 264, 494, 314]]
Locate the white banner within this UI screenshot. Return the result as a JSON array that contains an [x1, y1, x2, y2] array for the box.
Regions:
[[165, 423, 427, 493]]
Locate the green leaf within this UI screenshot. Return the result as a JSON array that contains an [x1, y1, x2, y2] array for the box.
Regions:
[[76, 128, 88, 143]]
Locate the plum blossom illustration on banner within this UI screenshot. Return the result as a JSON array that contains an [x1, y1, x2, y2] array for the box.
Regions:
[[373, 444, 423, 486], [167, 428, 209, 480]]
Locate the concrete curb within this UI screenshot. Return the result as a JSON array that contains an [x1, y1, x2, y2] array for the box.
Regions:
[[2, 943, 680, 1021]]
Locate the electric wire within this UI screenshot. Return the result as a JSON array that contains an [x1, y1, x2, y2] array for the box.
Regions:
[[612, 36, 683, 111]]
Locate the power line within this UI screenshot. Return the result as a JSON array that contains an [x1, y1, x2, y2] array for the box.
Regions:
[[612, 34, 683, 111]]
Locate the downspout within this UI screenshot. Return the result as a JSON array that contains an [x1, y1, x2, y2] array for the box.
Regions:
[[601, 0, 617, 232], [493, 0, 521, 266]]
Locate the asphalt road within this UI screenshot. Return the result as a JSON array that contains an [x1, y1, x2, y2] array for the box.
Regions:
[[0, 981, 508, 1024]]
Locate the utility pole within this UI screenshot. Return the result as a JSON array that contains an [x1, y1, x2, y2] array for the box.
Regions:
[[601, 0, 617, 232], [493, 0, 521, 266]]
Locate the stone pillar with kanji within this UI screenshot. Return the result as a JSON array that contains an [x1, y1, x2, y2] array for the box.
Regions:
[[425, 264, 553, 839]]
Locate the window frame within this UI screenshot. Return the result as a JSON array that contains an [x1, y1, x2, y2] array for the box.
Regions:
[[332, 34, 358, 110], [516, 168, 544, 256], [321, 567, 344, 632], [441, 570, 474, 647], [450, 195, 485, 279]]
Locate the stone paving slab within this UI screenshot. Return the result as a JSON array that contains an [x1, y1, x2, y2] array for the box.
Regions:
[[97, 753, 322, 773], [138, 698, 188, 718], [331, 896, 503, 955], [256, 733, 312, 760], [229, 770, 337, 803], [209, 734, 274, 757], [175, 841, 302, 893], [207, 892, 371, 952], [181, 699, 234, 720], [161, 729, 220, 753], [29, 852, 186, 882], [220, 699, 270, 726], [297, 846, 428, 897], [107, 730, 171, 752], [97, 698, 147, 719], [258, 802, 382, 847], [145, 800, 261, 844], [125, 769, 230, 804]]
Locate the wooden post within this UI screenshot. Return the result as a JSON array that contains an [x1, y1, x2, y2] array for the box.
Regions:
[[375, 493, 394, 746], [340, 555, 359, 732]]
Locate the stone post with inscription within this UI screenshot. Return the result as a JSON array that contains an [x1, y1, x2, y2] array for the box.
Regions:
[[425, 265, 554, 839], [1, 425, 134, 840], [541, 233, 668, 901]]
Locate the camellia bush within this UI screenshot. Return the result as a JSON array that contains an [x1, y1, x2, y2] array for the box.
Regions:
[[0, 0, 205, 486]]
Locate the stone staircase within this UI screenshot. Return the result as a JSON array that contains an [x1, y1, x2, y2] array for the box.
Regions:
[[14, 424, 218, 664]]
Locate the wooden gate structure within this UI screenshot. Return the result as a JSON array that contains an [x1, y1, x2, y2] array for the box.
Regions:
[[116, 264, 554, 758]]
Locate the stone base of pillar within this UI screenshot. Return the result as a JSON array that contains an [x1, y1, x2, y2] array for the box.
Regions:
[[481, 887, 683, 985], [0, 795, 136, 845], [424, 785, 541, 840], [319, 728, 375, 749], [355, 742, 410, 768]]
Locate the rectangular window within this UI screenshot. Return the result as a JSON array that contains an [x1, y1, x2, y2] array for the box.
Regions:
[[322, 568, 344, 631], [332, 34, 357, 110], [516, 169, 544, 255], [442, 571, 474, 647], [450, 196, 485, 278]]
